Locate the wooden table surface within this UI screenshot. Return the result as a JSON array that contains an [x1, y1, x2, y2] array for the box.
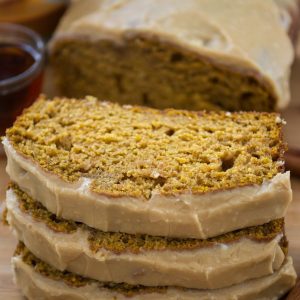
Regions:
[[1, 49, 300, 300]]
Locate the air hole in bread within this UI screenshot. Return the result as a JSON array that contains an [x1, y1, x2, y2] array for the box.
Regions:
[[241, 92, 254, 101], [170, 52, 183, 63], [210, 77, 220, 84], [165, 128, 175, 136], [221, 156, 235, 172], [142, 93, 150, 105], [114, 73, 124, 93]]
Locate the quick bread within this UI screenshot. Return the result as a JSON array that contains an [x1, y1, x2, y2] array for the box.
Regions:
[[49, 0, 294, 111], [3, 95, 292, 238], [6, 184, 287, 289], [13, 243, 297, 300]]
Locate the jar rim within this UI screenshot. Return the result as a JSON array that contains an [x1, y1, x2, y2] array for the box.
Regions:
[[0, 23, 45, 93]]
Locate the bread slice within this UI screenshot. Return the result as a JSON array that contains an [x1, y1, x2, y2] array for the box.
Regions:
[[4, 95, 292, 238], [49, 0, 293, 111], [6, 184, 287, 290], [13, 243, 297, 300]]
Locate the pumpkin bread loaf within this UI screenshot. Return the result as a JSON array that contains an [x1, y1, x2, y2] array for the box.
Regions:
[[49, 0, 294, 111]]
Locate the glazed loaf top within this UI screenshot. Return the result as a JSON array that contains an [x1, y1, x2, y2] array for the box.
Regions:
[[50, 0, 294, 110]]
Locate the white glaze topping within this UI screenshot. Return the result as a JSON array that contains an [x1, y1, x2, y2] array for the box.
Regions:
[[12, 256, 297, 300], [6, 188, 286, 289]]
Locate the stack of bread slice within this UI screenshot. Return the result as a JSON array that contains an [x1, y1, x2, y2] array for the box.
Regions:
[[3, 96, 297, 299]]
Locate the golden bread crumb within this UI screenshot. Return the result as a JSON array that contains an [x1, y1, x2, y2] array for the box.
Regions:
[[6, 96, 286, 199]]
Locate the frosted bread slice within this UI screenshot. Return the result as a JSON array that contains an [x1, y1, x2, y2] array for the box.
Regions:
[[6, 184, 287, 290], [4, 95, 292, 239], [13, 243, 297, 300]]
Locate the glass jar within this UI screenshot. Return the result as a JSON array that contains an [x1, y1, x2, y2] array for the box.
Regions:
[[0, 23, 45, 136]]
